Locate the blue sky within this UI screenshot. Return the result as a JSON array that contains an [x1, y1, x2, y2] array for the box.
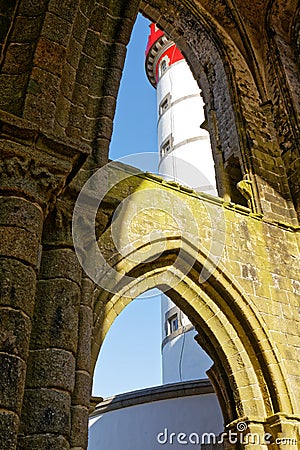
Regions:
[[92, 14, 163, 398], [110, 14, 157, 164]]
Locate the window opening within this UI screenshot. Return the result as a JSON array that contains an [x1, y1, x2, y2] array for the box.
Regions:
[[160, 135, 173, 157], [159, 58, 168, 76], [159, 94, 171, 116], [168, 314, 179, 335]]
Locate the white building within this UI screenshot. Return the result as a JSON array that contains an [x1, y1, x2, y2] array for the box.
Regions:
[[89, 381, 223, 450], [145, 23, 217, 195]]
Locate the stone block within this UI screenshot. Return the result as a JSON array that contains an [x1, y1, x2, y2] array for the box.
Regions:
[[17, 0, 48, 16], [93, 115, 113, 140], [60, 61, 76, 99], [0, 196, 43, 235], [55, 93, 71, 128], [0, 353, 26, 412], [113, 17, 135, 45], [30, 279, 80, 354], [0, 14, 10, 43], [76, 306, 92, 370], [34, 37, 66, 76], [68, 104, 85, 130], [89, 5, 108, 33], [83, 30, 100, 58], [65, 124, 82, 141], [86, 94, 116, 119], [2, 42, 35, 75], [72, 370, 91, 407], [26, 349, 76, 392], [0, 259, 36, 317], [23, 93, 55, 130], [20, 389, 71, 436], [70, 405, 88, 448], [73, 83, 89, 110], [101, 67, 123, 98], [17, 434, 70, 450], [27, 67, 60, 102], [39, 249, 82, 284], [111, 0, 140, 19], [0, 72, 29, 115], [72, 11, 89, 44], [95, 41, 126, 71], [79, 0, 95, 18], [0, 308, 31, 359], [77, 54, 94, 87], [48, 0, 77, 22], [11, 15, 44, 43], [80, 277, 94, 308], [42, 12, 72, 46], [66, 35, 82, 70], [0, 411, 18, 450], [0, 226, 40, 267]]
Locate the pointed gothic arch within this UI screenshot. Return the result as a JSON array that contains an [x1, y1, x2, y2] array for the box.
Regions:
[[91, 230, 295, 430]]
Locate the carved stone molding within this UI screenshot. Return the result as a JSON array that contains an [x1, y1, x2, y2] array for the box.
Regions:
[[0, 110, 90, 214]]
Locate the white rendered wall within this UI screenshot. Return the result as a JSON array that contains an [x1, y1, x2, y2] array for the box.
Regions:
[[157, 60, 217, 195], [161, 294, 213, 384], [159, 141, 217, 195], [88, 393, 223, 450], [162, 330, 214, 384]]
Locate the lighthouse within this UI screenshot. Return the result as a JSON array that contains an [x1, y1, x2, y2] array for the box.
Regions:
[[145, 23, 217, 194], [145, 23, 216, 383]]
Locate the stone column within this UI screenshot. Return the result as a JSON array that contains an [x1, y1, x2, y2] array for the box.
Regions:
[[0, 196, 43, 450], [70, 275, 94, 450], [0, 111, 89, 450], [17, 182, 96, 450], [18, 244, 82, 450]]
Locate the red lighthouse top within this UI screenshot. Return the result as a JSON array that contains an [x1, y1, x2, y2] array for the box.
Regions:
[[145, 23, 164, 56], [145, 23, 184, 88]]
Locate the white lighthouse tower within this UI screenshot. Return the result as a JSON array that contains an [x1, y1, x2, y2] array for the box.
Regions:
[[145, 23, 217, 384], [145, 23, 217, 194]]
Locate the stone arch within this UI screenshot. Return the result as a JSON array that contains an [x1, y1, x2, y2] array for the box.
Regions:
[[140, 0, 298, 225], [140, 0, 262, 208], [0, 0, 140, 162], [0, 0, 51, 116], [91, 235, 295, 426], [22, 0, 141, 160]]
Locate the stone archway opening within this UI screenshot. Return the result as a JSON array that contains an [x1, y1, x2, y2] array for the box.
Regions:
[[88, 236, 271, 447], [92, 288, 163, 398], [89, 284, 225, 450], [98, 9, 218, 404], [138, 5, 252, 208]]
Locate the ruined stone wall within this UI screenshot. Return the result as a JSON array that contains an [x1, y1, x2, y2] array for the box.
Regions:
[[89, 166, 300, 446]]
